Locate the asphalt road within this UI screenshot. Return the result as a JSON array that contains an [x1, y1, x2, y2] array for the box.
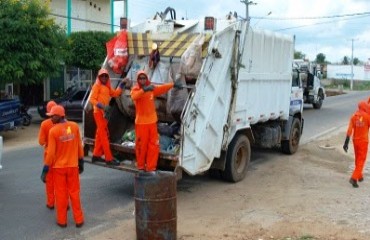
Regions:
[[1, 90, 370, 239], [301, 90, 370, 143], [0, 147, 135, 240]]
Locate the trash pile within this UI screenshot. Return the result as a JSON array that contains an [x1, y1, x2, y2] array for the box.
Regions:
[[120, 122, 181, 155]]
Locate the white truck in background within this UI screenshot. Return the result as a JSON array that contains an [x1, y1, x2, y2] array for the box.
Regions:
[[293, 59, 325, 109], [83, 9, 304, 182]]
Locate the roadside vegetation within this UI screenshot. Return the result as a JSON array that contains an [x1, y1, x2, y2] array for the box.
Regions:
[[0, 0, 114, 88], [324, 79, 370, 91]]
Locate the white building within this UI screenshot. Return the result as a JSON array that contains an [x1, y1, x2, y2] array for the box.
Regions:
[[44, 0, 126, 100], [327, 61, 370, 81], [49, 0, 117, 33]]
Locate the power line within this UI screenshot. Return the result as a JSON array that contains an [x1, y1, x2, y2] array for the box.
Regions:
[[275, 14, 370, 31], [251, 11, 370, 20]]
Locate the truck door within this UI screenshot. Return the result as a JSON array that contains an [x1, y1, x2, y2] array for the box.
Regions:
[[290, 69, 304, 115], [181, 24, 239, 175]]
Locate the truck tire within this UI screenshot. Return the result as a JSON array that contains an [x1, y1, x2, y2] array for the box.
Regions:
[[22, 115, 31, 126], [281, 117, 301, 154], [313, 90, 324, 109], [222, 134, 251, 182]]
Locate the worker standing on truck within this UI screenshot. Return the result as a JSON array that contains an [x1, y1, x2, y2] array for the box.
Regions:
[[343, 100, 370, 188], [41, 105, 85, 228], [89, 68, 128, 166], [38, 100, 57, 209], [130, 70, 182, 172]]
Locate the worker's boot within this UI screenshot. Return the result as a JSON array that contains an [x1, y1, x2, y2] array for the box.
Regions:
[[349, 178, 359, 188], [57, 223, 67, 228], [46, 204, 54, 210], [359, 177, 364, 182], [91, 156, 103, 163], [76, 222, 84, 228], [106, 159, 120, 166]]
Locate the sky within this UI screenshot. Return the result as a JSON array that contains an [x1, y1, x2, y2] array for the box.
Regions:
[[114, 0, 370, 64]]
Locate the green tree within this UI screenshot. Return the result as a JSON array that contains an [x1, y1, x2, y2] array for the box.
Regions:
[[64, 31, 115, 73], [342, 56, 349, 65], [0, 0, 66, 85], [353, 57, 360, 65], [315, 53, 326, 64], [294, 51, 305, 59]]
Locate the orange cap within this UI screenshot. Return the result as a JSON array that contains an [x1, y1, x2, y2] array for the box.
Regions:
[[46, 101, 57, 113], [98, 68, 109, 77], [46, 105, 65, 117]]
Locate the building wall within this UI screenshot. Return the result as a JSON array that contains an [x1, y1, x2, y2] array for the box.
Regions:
[[42, 0, 113, 100], [49, 0, 112, 33], [327, 63, 370, 81]]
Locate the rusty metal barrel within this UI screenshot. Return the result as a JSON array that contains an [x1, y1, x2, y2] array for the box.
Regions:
[[134, 171, 177, 240]]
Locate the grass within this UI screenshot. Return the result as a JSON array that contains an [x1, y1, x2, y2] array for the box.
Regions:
[[324, 79, 370, 91]]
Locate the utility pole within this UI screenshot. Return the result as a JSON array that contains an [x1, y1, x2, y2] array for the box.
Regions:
[[350, 38, 358, 90], [240, 0, 257, 20]]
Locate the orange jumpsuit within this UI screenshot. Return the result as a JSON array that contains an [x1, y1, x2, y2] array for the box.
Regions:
[[45, 120, 84, 226], [346, 101, 370, 181], [38, 118, 55, 208], [89, 69, 122, 161], [131, 71, 174, 171]]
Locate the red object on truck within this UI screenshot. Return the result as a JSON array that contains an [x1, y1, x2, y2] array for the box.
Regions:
[[106, 30, 129, 74]]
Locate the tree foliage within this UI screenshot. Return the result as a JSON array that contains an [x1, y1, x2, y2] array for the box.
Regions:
[[353, 57, 360, 65], [64, 31, 115, 73], [294, 51, 305, 59], [0, 0, 67, 86], [342, 56, 350, 65], [315, 53, 326, 64]]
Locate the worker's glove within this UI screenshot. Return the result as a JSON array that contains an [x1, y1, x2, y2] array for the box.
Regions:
[[343, 136, 350, 153], [78, 159, 84, 174], [40, 165, 49, 183], [143, 85, 154, 92], [119, 78, 130, 89], [103, 106, 111, 120], [173, 80, 183, 90], [96, 102, 104, 109]]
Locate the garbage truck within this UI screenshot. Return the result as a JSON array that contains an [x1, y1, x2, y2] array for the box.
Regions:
[[293, 59, 325, 109], [82, 10, 304, 182]]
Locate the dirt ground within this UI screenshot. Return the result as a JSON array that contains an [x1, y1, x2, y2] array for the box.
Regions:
[[2, 123, 370, 240]]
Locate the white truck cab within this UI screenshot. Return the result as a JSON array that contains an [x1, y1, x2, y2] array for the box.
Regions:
[[293, 60, 325, 109]]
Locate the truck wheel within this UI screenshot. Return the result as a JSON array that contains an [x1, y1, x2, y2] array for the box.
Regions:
[[222, 134, 251, 182], [313, 90, 324, 109], [281, 117, 301, 154], [22, 115, 31, 126]]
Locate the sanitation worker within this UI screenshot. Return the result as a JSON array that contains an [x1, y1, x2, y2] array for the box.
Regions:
[[38, 100, 57, 209], [40, 105, 84, 228], [130, 70, 182, 172], [89, 68, 128, 166], [343, 100, 370, 188]]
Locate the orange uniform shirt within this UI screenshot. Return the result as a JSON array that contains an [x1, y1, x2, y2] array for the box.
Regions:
[[346, 110, 370, 142], [38, 118, 55, 165], [90, 81, 122, 113], [131, 82, 174, 124], [38, 118, 54, 147], [45, 121, 84, 168]]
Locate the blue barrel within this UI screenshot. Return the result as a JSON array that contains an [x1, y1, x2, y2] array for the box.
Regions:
[[135, 171, 177, 240]]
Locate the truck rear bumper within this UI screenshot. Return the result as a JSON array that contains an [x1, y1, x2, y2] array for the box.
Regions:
[[83, 137, 179, 172]]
